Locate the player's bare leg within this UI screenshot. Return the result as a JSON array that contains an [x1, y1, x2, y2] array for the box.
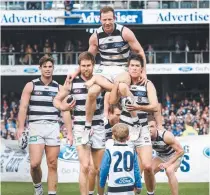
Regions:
[[89, 154, 96, 195], [29, 144, 45, 194], [116, 72, 133, 98], [85, 84, 102, 128], [77, 145, 91, 195], [165, 161, 180, 195], [85, 75, 113, 91], [91, 148, 105, 195], [104, 92, 110, 118], [45, 145, 60, 194], [136, 145, 155, 194]]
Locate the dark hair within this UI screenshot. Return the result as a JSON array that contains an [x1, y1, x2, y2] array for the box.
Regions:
[[78, 51, 95, 65], [108, 103, 122, 114], [39, 56, 54, 67], [128, 53, 144, 68], [100, 6, 115, 18]]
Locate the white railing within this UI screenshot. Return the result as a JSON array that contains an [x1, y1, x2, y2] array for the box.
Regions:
[[1, 51, 209, 65]]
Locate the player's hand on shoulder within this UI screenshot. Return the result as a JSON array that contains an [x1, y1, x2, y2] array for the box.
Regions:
[[138, 72, 147, 85]]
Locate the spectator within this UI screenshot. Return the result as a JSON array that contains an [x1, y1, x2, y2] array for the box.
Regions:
[[182, 118, 198, 136], [43, 39, 51, 57], [24, 44, 33, 65], [165, 94, 171, 108], [1, 42, 8, 65], [194, 41, 203, 63], [19, 43, 25, 65], [1, 100, 10, 121], [147, 44, 154, 64], [52, 42, 58, 65], [33, 44, 40, 65], [8, 44, 15, 65], [64, 40, 74, 64]]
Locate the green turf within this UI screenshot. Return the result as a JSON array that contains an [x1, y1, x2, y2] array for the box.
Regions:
[[1, 182, 209, 195]]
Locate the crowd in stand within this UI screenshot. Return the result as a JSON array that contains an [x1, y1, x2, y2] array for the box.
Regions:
[[1, 0, 209, 10], [1, 91, 209, 140], [1, 38, 209, 65], [162, 94, 209, 136]]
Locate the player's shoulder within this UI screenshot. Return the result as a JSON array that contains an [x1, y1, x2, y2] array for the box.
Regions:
[[52, 80, 59, 85], [31, 78, 40, 83], [162, 130, 175, 144]]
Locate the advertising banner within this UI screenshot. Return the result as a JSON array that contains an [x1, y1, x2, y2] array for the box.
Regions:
[[1, 135, 209, 182], [143, 9, 210, 24], [65, 10, 142, 25], [0, 11, 65, 26], [1, 64, 209, 76]]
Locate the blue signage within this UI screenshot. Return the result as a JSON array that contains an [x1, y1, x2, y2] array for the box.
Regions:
[[65, 10, 142, 25]]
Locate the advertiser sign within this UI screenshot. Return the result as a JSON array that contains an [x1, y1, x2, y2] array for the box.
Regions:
[[65, 10, 142, 25], [0, 11, 64, 26], [1, 135, 209, 182], [143, 9, 209, 24], [1, 64, 209, 76]]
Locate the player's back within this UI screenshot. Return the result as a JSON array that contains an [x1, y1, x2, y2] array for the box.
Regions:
[[101, 140, 142, 195]]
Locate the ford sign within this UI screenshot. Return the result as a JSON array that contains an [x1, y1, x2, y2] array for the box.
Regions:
[[24, 68, 38, 74], [58, 145, 78, 162], [203, 147, 210, 158], [115, 177, 134, 185], [178, 67, 193, 72]]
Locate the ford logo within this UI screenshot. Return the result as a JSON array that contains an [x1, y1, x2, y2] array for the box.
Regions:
[[112, 42, 124, 48], [24, 68, 38, 73], [203, 147, 210, 158], [58, 145, 79, 162], [115, 177, 134, 185], [178, 67, 193, 72]]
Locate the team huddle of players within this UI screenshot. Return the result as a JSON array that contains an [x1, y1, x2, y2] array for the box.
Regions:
[[17, 6, 184, 195]]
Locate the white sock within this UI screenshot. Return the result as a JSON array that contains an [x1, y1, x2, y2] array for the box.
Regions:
[[33, 182, 42, 191], [89, 191, 94, 195], [85, 122, 92, 127], [48, 191, 56, 195], [147, 191, 154, 195]]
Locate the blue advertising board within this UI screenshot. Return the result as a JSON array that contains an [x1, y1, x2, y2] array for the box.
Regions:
[[65, 10, 142, 25]]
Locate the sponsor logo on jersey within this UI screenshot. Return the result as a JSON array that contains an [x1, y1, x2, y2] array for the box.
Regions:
[[115, 177, 134, 185], [24, 68, 38, 73], [178, 66, 193, 72], [73, 89, 82, 94], [58, 145, 78, 162], [48, 92, 57, 96], [100, 44, 108, 49], [203, 147, 210, 158], [112, 42, 124, 48], [34, 91, 43, 95]]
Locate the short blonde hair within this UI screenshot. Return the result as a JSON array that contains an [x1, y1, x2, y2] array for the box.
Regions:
[[112, 123, 129, 142]]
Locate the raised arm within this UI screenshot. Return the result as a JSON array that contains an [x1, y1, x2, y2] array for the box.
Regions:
[[17, 82, 33, 139], [100, 149, 111, 189], [88, 32, 98, 56], [134, 151, 142, 191], [122, 27, 146, 74]]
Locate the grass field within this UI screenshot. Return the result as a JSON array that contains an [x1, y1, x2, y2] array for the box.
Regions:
[[1, 182, 209, 195]]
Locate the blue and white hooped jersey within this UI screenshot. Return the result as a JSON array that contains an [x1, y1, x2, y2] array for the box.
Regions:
[[100, 140, 142, 194], [120, 82, 150, 127]]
